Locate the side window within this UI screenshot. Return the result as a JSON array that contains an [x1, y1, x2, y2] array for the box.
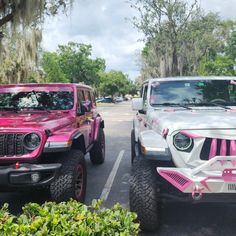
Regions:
[[77, 90, 85, 114], [84, 90, 92, 112], [142, 85, 148, 112], [90, 91, 95, 104]]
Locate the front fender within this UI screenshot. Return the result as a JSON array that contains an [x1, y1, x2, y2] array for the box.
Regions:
[[43, 128, 82, 153], [139, 130, 171, 161], [93, 117, 104, 141]]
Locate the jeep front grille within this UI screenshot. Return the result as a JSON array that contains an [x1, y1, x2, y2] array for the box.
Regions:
[[0, 134, 31, 157], [200, 138, 236, 160]]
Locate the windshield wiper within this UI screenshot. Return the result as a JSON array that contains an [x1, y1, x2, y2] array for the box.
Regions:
[[152, 103, 192, 110], [0, 107, 18, 112], [194, 102, 231, 110]]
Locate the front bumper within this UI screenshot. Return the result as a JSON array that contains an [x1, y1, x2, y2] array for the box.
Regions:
[[157, 156, 236, 199], [0, 163, 61, 187]]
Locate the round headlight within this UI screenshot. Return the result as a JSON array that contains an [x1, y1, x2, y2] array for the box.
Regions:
[[173, 133, 193, 151], [23, 133, 41, 150]]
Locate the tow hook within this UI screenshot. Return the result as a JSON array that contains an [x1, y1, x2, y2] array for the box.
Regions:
[[192, 185, 204, 200]]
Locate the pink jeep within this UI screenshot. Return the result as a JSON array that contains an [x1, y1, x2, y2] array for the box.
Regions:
[[0, 83, 105, 202]]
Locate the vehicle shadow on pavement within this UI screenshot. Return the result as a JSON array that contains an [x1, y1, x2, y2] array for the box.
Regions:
[[0, 190, 50, 215], [140, 202, 236, 236]]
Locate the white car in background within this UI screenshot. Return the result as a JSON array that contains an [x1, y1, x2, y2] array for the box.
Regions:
[[114, 97, 123, 103]]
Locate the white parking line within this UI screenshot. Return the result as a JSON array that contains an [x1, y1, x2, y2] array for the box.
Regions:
[[100, 150, 125, 201]]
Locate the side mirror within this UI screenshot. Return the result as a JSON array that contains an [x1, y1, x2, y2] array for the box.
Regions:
[[132, 98, 143, 111]]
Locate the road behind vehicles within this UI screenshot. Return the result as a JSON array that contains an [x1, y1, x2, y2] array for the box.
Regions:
[[0, 83, 105, 203], [130, 76, 236, 231]]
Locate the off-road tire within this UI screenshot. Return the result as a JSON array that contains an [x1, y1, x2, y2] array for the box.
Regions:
[[50, 150, 87, 203], [131, 129, 136, 164], [90, 128, 105, 165], [129, 158, 161, 232]]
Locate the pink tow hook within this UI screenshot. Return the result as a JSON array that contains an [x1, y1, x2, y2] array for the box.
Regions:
[[192, 185, 204, 200]]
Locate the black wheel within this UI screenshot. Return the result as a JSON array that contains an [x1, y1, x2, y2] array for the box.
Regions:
[[90, 128, 105, 165], [131, 129, 136, 164], [129, 158, 161, 232], [50, 150, 87, 202]]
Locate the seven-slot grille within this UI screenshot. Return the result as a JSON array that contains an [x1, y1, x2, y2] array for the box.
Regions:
[[200, 138, 236, 160], [0, 133, 31, 157]]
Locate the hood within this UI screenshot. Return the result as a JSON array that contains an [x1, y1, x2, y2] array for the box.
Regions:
[[148, 108, 236, 135], [0, 111, 74, 132]]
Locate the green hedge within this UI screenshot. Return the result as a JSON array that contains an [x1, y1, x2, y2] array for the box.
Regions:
[[0, 199, 140, 235]]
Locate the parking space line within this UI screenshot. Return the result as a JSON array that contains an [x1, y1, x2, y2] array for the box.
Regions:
[[100, 150, 125, 201]]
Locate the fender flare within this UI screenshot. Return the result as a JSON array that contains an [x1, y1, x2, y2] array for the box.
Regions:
[[93, 117, 104, 141], [71, 132, 86, 154], [138, 130, 171, 161]]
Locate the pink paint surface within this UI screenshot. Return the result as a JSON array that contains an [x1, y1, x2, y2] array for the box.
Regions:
[[0, 84, 74, 93], [164, 108, 175, 112], [162, 128, 169, 138], [180, 131, 202, 139], [220, 139, 227, 165], [209, 138, 217, 159], [93, 117, 102, 141], [158, 169, 192, 192], [230, 141, 236, 165], [222, 169, 236, 182]]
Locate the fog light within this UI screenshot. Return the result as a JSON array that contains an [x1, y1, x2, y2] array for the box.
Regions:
[[31, 172, 40, 183]]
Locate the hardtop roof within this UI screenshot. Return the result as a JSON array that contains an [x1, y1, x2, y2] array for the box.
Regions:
[[143, 76, 236, 84], [0, 83, 92, 90]]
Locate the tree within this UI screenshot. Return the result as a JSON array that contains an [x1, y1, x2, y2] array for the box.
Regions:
[[41, 42, 106, 85], [130, 0, 222, 78], [225, 30, 236, 60], [199, 56, 235, 76], [0, 0, 73, 83], [199, 23, 236, 76], [41, 52, 68, 83], [98, 71, 132, 97], [0, 0, 72, 28]]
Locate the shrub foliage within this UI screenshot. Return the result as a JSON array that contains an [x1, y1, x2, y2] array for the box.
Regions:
[[0, 200, 139, 236]]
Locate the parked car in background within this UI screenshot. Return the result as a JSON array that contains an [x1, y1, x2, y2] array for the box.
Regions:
[[114, 97, 123, 103], [130, 76, 236, 231], [96, 97, 114, 103], [0, 83, 105, 203]]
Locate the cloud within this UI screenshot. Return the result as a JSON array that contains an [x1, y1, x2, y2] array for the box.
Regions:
[[42, 0, 236, 81], [200, 0, 236, 19], [42, 0, 144, 80]]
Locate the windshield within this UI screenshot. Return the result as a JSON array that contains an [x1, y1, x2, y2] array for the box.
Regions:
[[0, 90, 74, 111], [150, 80, 236, 106]]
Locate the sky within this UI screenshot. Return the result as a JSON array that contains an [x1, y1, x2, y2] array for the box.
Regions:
[[42, 0, 236, 81]]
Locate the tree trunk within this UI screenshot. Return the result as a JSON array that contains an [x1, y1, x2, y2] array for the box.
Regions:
[[172, 46, 179, 76]]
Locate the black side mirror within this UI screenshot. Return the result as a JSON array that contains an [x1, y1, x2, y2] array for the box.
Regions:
[[138, 110, 146, 115]]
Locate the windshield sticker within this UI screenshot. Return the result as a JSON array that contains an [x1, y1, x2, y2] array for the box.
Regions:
[[151, 81, 160, 87], [150, 95, 156, 104], [197, 82, 205, 87], [230, 80, 236, 85], [184, 83, 190, 87]]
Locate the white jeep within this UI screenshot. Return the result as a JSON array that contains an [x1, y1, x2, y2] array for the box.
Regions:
[[130, 77, 236, 231]]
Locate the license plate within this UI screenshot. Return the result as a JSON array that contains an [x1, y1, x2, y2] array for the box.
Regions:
[[228, 184, 236, 191]]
